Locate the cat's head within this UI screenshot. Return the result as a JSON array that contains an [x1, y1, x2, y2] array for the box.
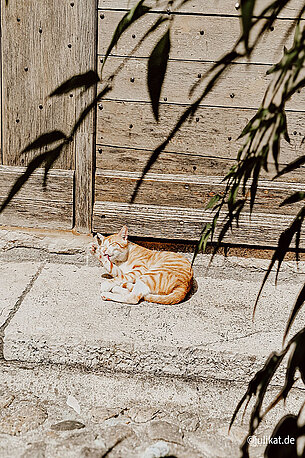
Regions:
[[95, 225, 129, 263]]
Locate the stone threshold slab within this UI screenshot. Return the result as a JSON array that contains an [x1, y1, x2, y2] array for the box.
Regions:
[[0, 261, 42, 328], [3, 261, 305, 382]]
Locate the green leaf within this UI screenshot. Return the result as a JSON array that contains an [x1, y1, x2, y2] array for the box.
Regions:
[[210, 213, 219, 242], [237, 108, 265, 139], [214, 199, 246, 252], [205, 194, 221, 210], [21, 131, 66, 154], [49, 71, 100, 97], [147, 29, 170, 121], [280, 191, 305, 207], [242, 157, 256, 194], [102, 1, 150, 68], [293, 19, 301, 47], [228, 182, 240, 208], [199, 223, 212, 252], [240, 0, 256, 53], [250, 157, 262, 213]]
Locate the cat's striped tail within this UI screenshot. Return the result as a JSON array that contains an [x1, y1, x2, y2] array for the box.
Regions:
[[144, 285, 190, 305]]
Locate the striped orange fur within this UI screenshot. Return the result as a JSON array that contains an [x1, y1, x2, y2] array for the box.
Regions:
[[90, 226, 193, 305]]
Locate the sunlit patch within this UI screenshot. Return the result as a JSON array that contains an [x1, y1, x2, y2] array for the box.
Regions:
[[91, 226, 193, 305]]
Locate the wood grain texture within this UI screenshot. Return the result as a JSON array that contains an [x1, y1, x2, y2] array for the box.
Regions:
[[1, 0, 96, 169], [1, 0, 97, 232], [94, 1, 305, 248], [96, 145, 305, 180], [0, 166, 74, 200], [95, 169, 305, 216], [96, 101, 305, 163], [98, 0, 304, 18], [98, 11, 301, 64], [0, 200, 73, 230], [100, 56, 305, 111], [0, 69, 1, 165], [93, 201, 305, 246], [0, 166, 74, 229], [73, 0, 97, 232]]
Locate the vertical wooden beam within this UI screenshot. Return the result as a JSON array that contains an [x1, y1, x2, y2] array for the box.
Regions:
[[0, 0, 2, 166], [74, 0, 98, 233], [1, 0, 81, 169], [1, 0, 97, 232]]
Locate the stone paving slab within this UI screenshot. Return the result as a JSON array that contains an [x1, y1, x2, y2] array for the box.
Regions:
[[0, 361, 303, 458], [0, 228, 92, 265], [3, 260, 305, 381], [0, 261, 41, 328], [2, 227, 305, 275]]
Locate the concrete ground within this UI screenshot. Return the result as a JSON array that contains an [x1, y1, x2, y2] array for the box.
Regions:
[[1, 228, 305, 457]]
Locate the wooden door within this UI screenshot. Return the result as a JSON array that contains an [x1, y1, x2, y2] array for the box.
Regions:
[[0, 0, 96, 232], [93, 0, 305, 247]]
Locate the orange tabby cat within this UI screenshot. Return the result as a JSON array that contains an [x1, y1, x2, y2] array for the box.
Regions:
[[91, 226, 193, 305]]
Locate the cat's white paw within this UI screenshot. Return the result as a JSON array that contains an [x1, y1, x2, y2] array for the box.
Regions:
[[98, 253, 112, 272], [122, 281, 134, 292], [90, 242, 98, 256], [100, 279, 114, 292]]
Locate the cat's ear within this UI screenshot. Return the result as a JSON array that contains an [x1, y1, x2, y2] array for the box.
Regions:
[[118, 225, 128, 241], [96, 233, 104, 246]]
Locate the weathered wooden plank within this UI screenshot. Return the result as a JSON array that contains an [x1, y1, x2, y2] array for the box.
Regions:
[[0, 166, 74, 201], [98, 0, 304, 18], [100, 56, 305, 111], [0, 200, 73, 230], [93, 201, 305, 246], [96, 145, 305, 181], [97, 101, 305, 164], [95, 169, 305, 215], [95, 1, 305, 248], [0, 72, 1, 165], [98, 11, 300, 64], [0, 167, 74, 230], [1, 0, 96, 169], [96, 146, 235, 176], [74, 0, 97, 233]]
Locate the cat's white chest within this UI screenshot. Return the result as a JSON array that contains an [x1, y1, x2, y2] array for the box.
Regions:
[[115, 261, 130, 274]]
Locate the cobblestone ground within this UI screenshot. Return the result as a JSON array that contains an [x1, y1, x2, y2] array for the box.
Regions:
[[0, 394, 207, 458], [0, 364, 227, 458], [0, 362, 303, 458]]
